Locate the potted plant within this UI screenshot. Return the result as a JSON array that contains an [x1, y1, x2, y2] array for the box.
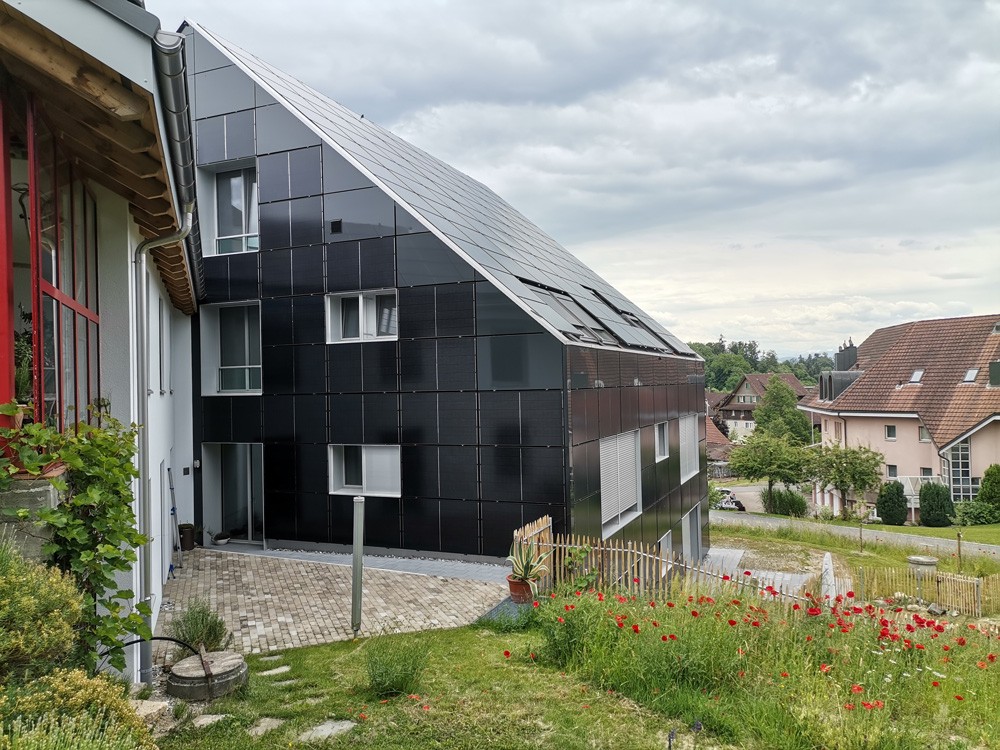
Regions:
[[506, 540, 551, 604], [207, 529, 231, 546]]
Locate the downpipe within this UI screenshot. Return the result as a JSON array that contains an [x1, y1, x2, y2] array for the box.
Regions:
[[133, 203, 193, 684]]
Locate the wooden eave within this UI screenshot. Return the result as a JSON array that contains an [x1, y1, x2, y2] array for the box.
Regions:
[[0, 2, 195, 314]]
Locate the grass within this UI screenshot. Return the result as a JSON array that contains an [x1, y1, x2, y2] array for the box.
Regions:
[[158, 627, 690, 750], [158, 579, 999, 750], [816, 517, 1000, 546], [712, 522, 1000, 577]]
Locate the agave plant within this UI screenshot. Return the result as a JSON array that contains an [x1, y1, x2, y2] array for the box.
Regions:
[[506, 540, 552, 584]]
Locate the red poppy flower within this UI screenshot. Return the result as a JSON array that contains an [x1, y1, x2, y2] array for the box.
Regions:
[[955, 695, 964, 701], [728, 619, 737, 626], [806, 636, 813, 642], [873, 700, 884, 709], [956, 637, 967, 646], [652, 620, 660, 627], [667, 602, 675, 608], [423, 705, 430, 711], [597, 593, 605, 602], [844, 703, 855, 710], [532, 601, 539, 608], [989, 653, 997, 663], [632, 624, 640, 634], [932, 681, 940, 687], [503, 650, 511, 659], [530, 653, 536, 660], [633, 577, 640, 583], [851, 685, 863, 694], [743, 570, 752, 576], [617, 621, 624, 628], [977, 661, 987, 669], [780, 672, 789, 678], [669, 634, 677, 640], [649, 601, 656, 608], [751, 621, 761, 627], [846, 590, 855, 598], [661, 635, 669, 641], [557, 616, 564, 623], [862, 701, 873, 710], [807, 607, 822, 616], [820, 663, 832, 673], [358, 713, 367, 720], [792, 603, 801, 611], [722, 574, 731, 581], [691, 610, 699, 618]]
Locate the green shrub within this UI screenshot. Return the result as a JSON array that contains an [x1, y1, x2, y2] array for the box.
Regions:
[[976, 463, 1000, 508], [364, 633, 428, 696], [875, 481, 908, 526], [919, 483, 954, 527], [762, 488, 807, 517], [953, 500, 1000, 526], [166, 598, 231, 661], [0, 536, 83, 681], [0, 712, 140, 750], [0, 669, 154, 750]]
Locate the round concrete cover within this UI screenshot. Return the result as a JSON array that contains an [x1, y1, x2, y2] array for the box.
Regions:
[[166, 651, 248, 700]]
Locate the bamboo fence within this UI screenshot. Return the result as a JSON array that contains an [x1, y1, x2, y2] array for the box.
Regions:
[[513, 515, 1000, 618]]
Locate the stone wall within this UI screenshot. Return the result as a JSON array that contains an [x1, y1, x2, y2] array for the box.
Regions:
[[0, 477, 60, 561]]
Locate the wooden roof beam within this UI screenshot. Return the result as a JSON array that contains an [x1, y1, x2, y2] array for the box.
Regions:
[[0, 15, 148, 121], [40, 95, 156, 154], [73, 156, 168, 201], [56, 126, 161, 179]]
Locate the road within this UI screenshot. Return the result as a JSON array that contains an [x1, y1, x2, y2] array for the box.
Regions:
[[709, 510, 1000, 561]]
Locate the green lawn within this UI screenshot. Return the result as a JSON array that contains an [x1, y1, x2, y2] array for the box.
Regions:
[[159, 627, 694, 750], [815, 517, 1000, 546]]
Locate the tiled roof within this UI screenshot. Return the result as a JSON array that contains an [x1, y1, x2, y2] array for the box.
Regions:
[[717, 372, 808, 412], [188, 22, 695, 359], [800, 314, 1000, 447], [705, 391, 727, 409], [706, 417, 730, 445]]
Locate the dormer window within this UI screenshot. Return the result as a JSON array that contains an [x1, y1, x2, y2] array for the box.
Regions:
[[909, 369, 924, 383], [963, 368, 979, 383]]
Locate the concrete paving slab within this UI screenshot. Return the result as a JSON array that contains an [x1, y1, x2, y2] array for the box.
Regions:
[[248, 717, 284, 737], [192, 714, 229, 728], [258, 665, 291, 676], [299, 719, 355, 740]]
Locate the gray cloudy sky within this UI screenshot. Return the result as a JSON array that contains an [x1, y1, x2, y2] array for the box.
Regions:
[[149, 0, 999, 357]]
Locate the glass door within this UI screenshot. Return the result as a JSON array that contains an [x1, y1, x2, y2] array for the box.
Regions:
[[220, 443, 264, 543]]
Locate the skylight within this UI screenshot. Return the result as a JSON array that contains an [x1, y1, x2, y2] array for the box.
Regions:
[[909, 369, 924, 383], [963, 368, 979, 383]]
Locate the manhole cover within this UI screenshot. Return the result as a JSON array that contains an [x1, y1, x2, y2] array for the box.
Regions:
[[166, 651, 248, 700]]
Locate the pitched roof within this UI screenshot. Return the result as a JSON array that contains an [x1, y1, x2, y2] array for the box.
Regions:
[[705, 391, 727, 410], [717, 372, 808, 413], [706, 417, 731, 446], [800, 314, 1000, 447], [187, 22, 696, 360]]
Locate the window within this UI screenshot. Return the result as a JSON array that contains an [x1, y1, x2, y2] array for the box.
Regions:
[[654, 422, 668, 462], [948, 438, 980, 501], [920, 467, 933, 478], [744, 421, 752, 429], [963, 368, 979, 383], [327, 291, 397, 343], [886, 464, 897, 478], [600, 430, 640, 535], [834, 422, 842, 441], [823, 419, 829, 432], [527, 283, 617, 345], [884, 425, 896, 440], [329, 445, 401, 497], [216, 168, 259, 254], [200, 303, 261, 395], [680, 414, 699, 483], [909, 369, 924, 383], [918, 426, 931, 442]]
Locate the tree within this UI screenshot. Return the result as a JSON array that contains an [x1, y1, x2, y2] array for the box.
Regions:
[[727, 340, 761, 370], [728, 431, 809, 507], [810, 444, 883, 516], [876, 480, 907, 526], [707, 352, 752, 392], [754, 375, 813, 446], [977, 463, 1000, 509], [919, 483, 954, 527]]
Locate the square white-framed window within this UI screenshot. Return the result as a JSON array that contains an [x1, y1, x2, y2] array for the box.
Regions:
[[329, 444, 401, 497], [600, 430, 641, 537], [918, 426, 931, 442], [920, 467, 933, 478], [654, 421, 668, 462], [215, 168, 259, 254], [887, 464, 897, 478], [884, 425, 896, 441], [680, 414, 700, 484], [326, 290, 398, 343], [199, 302, 261, 395]]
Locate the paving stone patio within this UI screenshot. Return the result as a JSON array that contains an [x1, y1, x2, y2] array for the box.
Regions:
[[154, 548, 508, 663]]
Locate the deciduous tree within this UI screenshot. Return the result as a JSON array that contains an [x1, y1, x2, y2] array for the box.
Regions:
[[810, 443, 883, 516], [754, 375, 813, 446], [728, 431, 809, 507]]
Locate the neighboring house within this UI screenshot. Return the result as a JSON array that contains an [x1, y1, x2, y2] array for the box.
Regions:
[[0, 0, 199, 682], [799, 314, 1000, 518], [706, 416, 732, 475], [181, 24, 708, 561], [716, 373, 809, 441], [705, 389, 726, 419]]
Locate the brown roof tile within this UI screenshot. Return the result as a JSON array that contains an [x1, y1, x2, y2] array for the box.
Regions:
[[706, 417, 731, 446], [802, 314, 1000, 446]]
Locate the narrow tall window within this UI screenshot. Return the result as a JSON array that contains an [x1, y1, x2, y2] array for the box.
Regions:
[[218, 305, 260, 392], [918, 426, 931, 442], [886, 464, 897, 478], [599, 430, 640, 536], [680, 414, 699, 483], [216, 168, 259, 254], [654, 422, 668, 461]]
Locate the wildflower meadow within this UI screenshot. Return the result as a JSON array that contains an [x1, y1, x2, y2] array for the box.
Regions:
[[510, 573, 1000, 749]]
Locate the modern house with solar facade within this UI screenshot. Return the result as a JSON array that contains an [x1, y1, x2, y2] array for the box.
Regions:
[[183, 23, 708, 559]]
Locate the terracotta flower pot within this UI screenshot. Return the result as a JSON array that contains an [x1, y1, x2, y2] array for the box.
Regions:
[[507, 575, 535, 604]]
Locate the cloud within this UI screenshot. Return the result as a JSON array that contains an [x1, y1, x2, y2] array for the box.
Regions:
[[147, 0, 999, 356]]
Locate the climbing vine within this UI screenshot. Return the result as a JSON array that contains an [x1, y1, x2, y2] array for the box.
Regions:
[[1, 402, 151, 673]]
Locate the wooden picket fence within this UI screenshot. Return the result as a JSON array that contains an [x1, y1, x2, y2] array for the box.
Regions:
[[852, 566, 1000, 618], [513, 515, 1000, 618], [512, 515, 808, 601]]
